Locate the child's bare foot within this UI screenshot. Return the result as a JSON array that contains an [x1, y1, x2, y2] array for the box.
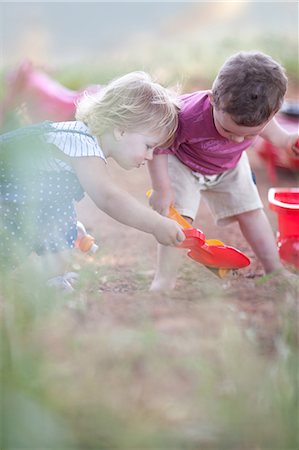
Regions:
[[46, 272, 79, 294], [257, 267, 299, 294], [150, 277, 176, 292]]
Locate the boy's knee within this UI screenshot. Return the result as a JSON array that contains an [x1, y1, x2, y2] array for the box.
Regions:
[[235, 208, 264, 225]]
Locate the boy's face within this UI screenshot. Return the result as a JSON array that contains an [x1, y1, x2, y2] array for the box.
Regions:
[[111, 129, 165, 170], [212, 107, 268, 143]]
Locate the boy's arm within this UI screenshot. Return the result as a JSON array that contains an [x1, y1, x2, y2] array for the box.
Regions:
[[260, 117, 299, 158], [147, 153, 174, 216], [71, 156, 185, 246]]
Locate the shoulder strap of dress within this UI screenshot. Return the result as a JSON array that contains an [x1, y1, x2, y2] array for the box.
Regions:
[[49, 124, 94, 139], [0, 121, 54, 144]]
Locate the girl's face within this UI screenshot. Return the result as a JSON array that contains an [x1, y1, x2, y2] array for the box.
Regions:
[[212, 107, 267, 143], [110, 129, 165, 170]]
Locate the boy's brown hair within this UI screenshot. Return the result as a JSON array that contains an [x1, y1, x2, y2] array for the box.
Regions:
[[211, 51, 288, 126]]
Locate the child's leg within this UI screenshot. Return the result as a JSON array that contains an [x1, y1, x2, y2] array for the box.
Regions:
[[236, 208, 282, 273], [150, 155, 201, 291], [17, 248, 74, 282], [203, 153, 282, 274], [35, 249, 76, 293], [37, 249, 74, 280], [150, 244, 186, 291], [151, 213, 192, 291]]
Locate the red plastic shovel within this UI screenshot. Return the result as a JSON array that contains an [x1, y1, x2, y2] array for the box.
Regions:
[[168, 204, 251, 278]]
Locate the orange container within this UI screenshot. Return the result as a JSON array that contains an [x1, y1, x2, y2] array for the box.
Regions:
[[268, 188, 299, 269], [75, 221, 99, 253]]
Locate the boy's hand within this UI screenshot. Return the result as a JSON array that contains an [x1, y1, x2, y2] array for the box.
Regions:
[[281, 135, 299, 166], [149, 188, 173, 216], [261, 120, 299, 160], [291, 137, 299, 157], [153, 216, 185, 246]]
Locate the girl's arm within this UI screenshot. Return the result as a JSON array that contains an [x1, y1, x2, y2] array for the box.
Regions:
[[71, 156, 185, 246], [147, 153, 174, 216]]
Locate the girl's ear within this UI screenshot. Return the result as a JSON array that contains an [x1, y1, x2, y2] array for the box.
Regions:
[[113, 128, 125, 141]]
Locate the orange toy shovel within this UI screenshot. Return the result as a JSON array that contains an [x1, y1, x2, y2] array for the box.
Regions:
[[147, 191, 250, 277], [168, 203, 250, 277]]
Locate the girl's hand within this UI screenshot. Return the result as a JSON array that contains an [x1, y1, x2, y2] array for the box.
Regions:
[[148, 188, 173, 216], [152, 216, 185, 246]]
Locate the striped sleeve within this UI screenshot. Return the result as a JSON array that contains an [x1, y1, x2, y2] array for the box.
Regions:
[[44, 121, 106, 161]]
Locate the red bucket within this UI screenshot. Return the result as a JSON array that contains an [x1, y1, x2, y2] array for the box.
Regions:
[[268, 188, 299, 269]]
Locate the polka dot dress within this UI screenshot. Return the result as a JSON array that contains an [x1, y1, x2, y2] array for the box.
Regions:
[[0, 121, 105, 269]]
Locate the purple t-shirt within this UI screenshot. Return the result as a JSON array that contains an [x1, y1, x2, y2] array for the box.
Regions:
[[155, 91, 254, 175]]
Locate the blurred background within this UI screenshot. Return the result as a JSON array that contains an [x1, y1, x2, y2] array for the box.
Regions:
[[1, 1, 298, 90]]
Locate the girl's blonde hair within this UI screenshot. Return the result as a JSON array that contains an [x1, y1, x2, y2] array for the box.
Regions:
[[76, 71, 180, 147]]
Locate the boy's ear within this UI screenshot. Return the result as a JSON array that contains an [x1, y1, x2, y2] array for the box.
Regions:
[[113, 128, 125, 141], [208, 91, 214, 106]]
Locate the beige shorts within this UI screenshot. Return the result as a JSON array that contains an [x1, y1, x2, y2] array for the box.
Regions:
[[168, 152, 263, 226]]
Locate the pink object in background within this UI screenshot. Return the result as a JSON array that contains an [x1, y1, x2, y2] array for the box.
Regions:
[[1, 60, 101, 124]]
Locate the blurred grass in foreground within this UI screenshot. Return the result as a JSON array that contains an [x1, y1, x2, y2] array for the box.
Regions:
[[1, 255, 298, 449]]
